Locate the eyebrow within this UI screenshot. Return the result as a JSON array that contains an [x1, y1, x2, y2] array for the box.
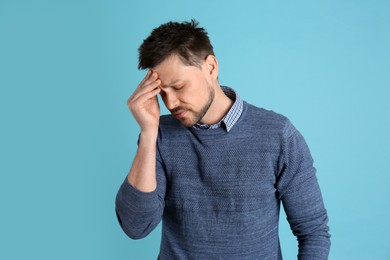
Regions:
[[161, 79, 182, 89]]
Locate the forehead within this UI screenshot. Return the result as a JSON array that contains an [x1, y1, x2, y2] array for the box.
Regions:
[[153, 55, 202, 87]]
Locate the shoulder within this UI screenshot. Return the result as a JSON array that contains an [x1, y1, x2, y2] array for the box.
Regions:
[[243, 101, 305, 149], [243, 101, 292, 133]]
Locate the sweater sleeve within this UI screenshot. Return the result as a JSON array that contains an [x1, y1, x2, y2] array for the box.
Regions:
[[114, 130, 167, 240], [276, 119, 331, 259]]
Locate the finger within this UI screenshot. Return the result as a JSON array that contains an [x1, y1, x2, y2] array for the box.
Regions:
[[128, 73, 158, 100], [133, 87, 161, 105], [137, 78, 161, 96], [142, 70, 159, 87], [128, 70, 151, 100], [132, 80, 160, 101], [141, 69, 153, 84], [128, 71, 159, 103], [129, 79, 161, 102]]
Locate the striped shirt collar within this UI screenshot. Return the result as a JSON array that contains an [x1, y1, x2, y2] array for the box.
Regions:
[[192, 85, 243, 132]]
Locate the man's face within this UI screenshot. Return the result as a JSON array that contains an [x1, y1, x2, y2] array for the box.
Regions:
[[153, 54, 215, 128]]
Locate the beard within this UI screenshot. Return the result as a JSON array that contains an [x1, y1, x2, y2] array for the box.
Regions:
[[179, 84, 215, 128]]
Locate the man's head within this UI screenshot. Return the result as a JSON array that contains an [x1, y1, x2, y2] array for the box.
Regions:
[[138, 20, 222, 128], [138, 19, 214, 70]]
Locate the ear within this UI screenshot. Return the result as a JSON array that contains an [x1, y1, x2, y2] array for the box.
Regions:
[[204, 55, 218, 81]]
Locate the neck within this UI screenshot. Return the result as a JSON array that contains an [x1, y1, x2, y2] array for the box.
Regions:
[[200, 83, 233, 125]]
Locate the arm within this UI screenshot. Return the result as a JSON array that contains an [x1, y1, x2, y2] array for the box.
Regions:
[[276, 119, 331, 259], [115, 131, 167, 239], [115, 70, 166, 239]]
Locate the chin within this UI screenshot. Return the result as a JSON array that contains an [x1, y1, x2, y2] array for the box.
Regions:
[[177, 111, 204, 128], [178, 117, 197, 128], [180, 121, 195, 128]]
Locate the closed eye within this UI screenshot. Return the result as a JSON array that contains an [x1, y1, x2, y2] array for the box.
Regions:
[[159, 85, 184, 97]]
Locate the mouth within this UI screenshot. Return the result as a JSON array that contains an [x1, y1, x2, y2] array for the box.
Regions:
[[173, 110, 187, 119]]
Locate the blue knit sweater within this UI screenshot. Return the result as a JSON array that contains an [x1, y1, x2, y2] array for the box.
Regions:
[[115, 100, 331, 259]]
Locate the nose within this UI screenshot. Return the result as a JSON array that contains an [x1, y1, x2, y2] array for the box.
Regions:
[[163, 91, 179, 111]]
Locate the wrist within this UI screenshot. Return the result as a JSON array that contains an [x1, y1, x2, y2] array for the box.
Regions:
[[140, 129, 158, 141]]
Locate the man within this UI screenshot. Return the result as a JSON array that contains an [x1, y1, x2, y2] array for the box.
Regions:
[[115, 19, 331, 259]]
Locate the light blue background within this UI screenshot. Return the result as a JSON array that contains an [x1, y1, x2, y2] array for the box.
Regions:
[[1, 0, 389, 259]]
